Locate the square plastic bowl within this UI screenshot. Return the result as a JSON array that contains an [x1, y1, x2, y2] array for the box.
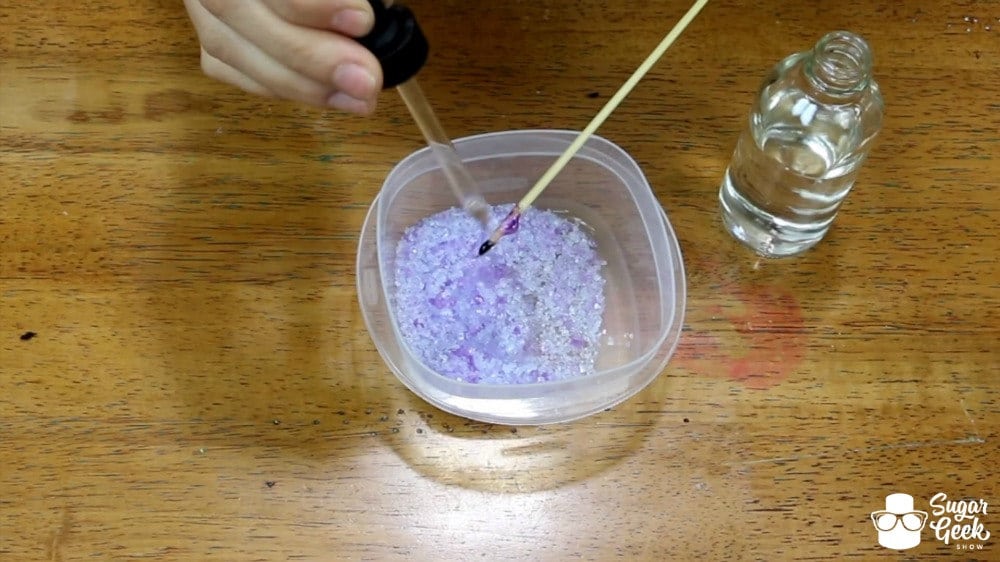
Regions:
[[357, 130, 685, 424]]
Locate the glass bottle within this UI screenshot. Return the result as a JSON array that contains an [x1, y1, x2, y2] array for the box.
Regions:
[[718, 30, 884, 257]]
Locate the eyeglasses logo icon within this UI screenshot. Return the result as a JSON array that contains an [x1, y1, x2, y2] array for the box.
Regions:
[[871, 493, 927, 550], [872, 511, 928, 532]]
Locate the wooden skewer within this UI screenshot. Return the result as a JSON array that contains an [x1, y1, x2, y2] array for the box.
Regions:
[[478, 0, 710, 255]]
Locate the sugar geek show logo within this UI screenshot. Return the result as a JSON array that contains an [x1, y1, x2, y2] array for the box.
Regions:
[[871, 492, 990, 551]]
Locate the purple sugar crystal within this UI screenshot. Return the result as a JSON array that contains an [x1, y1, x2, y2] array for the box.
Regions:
[[392, 205, 606, 384]]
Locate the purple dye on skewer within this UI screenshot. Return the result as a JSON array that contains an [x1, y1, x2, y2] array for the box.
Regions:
[[478, 207, 523, 256], [500, 207, 522, 235], [393, 205, 606, 385]]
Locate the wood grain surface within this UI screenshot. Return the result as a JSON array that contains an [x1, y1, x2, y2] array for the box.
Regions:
[[2, 1, 998, 560]]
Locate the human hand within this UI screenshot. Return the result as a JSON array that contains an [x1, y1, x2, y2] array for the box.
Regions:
[[183, 0, 383, 115]]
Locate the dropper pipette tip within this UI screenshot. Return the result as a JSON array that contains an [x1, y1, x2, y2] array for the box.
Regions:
[[463, 196, 491, 229], [394, 78, 491, 228]]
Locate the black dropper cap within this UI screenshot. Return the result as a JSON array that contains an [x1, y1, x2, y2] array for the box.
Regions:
[[358, 0, 429, 89]]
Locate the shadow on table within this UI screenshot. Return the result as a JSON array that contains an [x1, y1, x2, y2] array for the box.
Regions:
[[375, 376, 665, 493]]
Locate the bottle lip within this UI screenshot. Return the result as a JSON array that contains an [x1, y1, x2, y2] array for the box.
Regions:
[[806, 30, 874, 96]]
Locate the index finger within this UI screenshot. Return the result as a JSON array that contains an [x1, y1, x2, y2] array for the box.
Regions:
[[260, 0, 374, 36]]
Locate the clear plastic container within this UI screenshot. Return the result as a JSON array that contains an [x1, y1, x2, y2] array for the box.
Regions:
[[356, 130, 685, 425]]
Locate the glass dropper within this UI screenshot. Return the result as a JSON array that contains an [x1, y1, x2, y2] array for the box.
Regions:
[[359, 0, 489, 228], [394, 78, 490, 227]]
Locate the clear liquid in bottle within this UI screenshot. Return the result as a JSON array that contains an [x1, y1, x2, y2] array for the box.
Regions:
[[719, 31, 884, 257]]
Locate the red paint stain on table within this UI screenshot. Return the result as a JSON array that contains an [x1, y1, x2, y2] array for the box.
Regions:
[[673, 265, 807, 389], [724, 283, 806, 388]]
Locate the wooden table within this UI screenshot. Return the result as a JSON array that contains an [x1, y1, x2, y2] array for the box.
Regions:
[[3, 1, 997, 559]]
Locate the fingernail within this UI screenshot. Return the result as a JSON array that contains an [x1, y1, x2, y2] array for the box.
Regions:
[[332, 9, 373, 36], [328, 92, 375, 115], [333, 63, 377, 99]]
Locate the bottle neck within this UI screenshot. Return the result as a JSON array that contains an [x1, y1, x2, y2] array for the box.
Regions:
[[804, 31, 873, 97]]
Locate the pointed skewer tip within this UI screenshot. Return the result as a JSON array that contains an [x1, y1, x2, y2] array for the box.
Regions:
[[477, 240, 494, 256]]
